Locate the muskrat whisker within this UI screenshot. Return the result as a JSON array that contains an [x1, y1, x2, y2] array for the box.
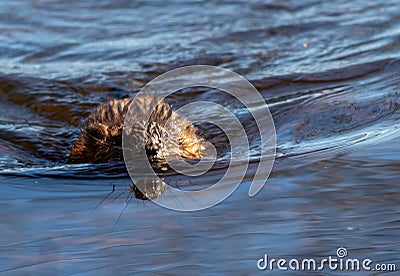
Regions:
[[181, 180, 203, 210], [163, 178, 197, 211], [176, 178, 217, 215], [112, 189, 127, 202], [112, 192, 133, 231], [89, 183, 116, 215], [124, 185, 134, 202], [166, 181, 189, 210]]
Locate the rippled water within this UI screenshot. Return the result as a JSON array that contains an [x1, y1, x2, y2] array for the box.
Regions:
[[0, 0, 399, 274]]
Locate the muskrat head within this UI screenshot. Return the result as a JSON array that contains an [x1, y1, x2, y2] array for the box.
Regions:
[[68, 97, 205, 164]]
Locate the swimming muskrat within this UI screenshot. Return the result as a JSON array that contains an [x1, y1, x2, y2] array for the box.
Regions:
[[67, 97, 204, 164]]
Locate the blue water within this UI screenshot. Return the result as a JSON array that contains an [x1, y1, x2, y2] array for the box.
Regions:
[[0, 0, 399, 275]]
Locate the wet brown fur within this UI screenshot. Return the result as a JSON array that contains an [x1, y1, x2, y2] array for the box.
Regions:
[[67, 98, 203, 164]]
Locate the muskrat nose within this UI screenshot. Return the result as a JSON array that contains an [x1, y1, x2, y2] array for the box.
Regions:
[[97, 123, 109, 139], [108, 126, 119, 136]]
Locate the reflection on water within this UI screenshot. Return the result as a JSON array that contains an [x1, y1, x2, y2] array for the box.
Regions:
[[0, 0, 399, 274], [131, 179, 167, 200]]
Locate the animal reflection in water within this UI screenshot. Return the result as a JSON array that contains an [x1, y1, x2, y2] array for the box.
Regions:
[[129, 179, 167, 200], [69, 96, 205, 201]]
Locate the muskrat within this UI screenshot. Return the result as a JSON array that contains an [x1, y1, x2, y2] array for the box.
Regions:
[[67, 97, 204, 164]]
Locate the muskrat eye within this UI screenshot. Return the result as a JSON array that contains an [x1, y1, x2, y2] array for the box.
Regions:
[[86, 123, 109, 141], [87, 128, 103, 140]]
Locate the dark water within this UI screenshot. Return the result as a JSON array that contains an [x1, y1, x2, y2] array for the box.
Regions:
[[1, 0, 400, 275]]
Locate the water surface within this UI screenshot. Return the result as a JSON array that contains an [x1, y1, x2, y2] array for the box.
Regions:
[[0, 0, 399, 274]]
